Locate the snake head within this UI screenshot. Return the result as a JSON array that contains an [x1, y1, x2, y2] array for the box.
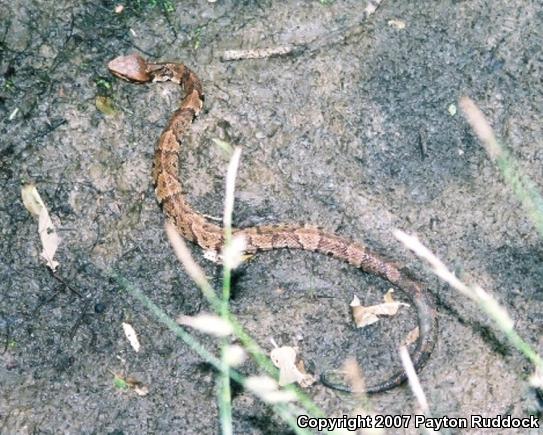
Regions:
[[108, 54, 151, 83]]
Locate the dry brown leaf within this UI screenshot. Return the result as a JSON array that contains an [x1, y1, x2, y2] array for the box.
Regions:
[[403, 326, 420, 346], [350, 295, 379, 327], [383, 288, 395, 303], [125, 376, 141, 388], [350, 291, 409, 328], [122, 322, 141, 352], [21, 184, 60, 271], [270, 345, 315, 387], [342, 357, 366, 395]]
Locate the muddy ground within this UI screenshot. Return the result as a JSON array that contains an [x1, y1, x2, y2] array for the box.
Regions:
[[1, 0, 542, 433]]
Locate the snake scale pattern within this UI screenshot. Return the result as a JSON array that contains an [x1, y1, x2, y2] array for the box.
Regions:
[[108, 53, 437, 393]]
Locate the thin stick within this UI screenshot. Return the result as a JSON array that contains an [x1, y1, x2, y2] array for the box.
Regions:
[[222, 46, 297, 61], [221, 0, 383, 61]]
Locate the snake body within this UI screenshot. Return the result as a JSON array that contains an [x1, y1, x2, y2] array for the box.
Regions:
[[108, 53, 437, 393]]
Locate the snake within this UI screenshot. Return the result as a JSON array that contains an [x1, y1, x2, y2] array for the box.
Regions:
[[108, 53, 437, 393]]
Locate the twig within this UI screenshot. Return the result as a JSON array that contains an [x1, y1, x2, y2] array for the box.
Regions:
[[48, 269, 83, 298], [222, 46, 298, 61], [221, 0, 383, 61]]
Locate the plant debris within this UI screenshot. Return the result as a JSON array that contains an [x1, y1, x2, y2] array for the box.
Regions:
[[270, 345, 315, 387], [21, 184, 60, 271], [403, 326, 420, 346], [122, 322, 141, 352], [350, 289, 409, 328], [112, 372, 149, 396]]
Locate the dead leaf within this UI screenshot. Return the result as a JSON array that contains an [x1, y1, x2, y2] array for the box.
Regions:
[[122, 322, 140, 352], [21, 184, 60, 271], [294, 359, 316, 388], [342, 357, 366, 394], [351, 295, 380, 327], [270, 345, 315, 387], [383, 288, 395, 303], [350, 291, 409, 328], [403, 327, 420, 346]]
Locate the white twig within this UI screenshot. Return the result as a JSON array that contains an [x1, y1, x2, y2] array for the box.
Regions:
[[222, 46, 295, 61]]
